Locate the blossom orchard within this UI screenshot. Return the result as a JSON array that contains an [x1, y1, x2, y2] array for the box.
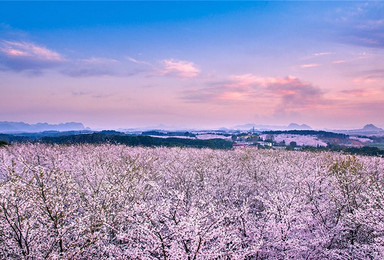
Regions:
[[0, 144, 383, 259]]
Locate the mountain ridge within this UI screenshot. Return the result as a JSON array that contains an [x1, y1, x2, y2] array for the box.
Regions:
[[0, 121, 86, 133], [234, 123, 312, 131]]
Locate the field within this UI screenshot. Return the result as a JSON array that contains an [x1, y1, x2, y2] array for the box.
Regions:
[[1, 144, 384, 259]]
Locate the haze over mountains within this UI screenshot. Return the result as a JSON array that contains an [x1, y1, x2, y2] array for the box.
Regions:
[[0, 121, 86, 133], [332, 124, 384, 136], [0, 121, 383, 135], [234, 123, 312, 131], [1, 121, 383, 154]]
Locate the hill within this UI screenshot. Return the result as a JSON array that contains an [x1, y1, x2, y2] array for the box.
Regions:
[[362, 124, 383, 131]]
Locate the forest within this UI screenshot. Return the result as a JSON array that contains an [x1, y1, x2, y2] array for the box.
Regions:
[[0, 132, 233, 150]]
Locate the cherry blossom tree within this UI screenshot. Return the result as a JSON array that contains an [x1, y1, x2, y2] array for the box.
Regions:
[[0, 144, 383, 258]]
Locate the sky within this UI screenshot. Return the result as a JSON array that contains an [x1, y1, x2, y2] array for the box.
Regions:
[[0, 1, 383, 130]]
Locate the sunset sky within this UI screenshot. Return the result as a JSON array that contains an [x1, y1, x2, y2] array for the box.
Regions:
[[1, 1, 383, 129]]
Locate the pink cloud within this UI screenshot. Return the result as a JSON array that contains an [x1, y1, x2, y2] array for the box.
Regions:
[[159, 59, 200, 78], [313, 52, 333, 56], [268, 77, 326, 114], [81, 57, 119, 64], [332, 60, 346, 64], [218, 92, 249, 101], [180, 74, 331, 125], [61, 56, 145, 78], [126, 56, 152, 66], [228, 74, 297, 87], [341, 88, 368, 97], [340, 87, 383, 98], [353, 70, 384, 84], [182, 74, 325, 111], [61, 59, 118, 78], [1, 40, 64, 62], [300, 63, 321, 68], [0, 40, 65, 73], [0, 40, 148, 77]]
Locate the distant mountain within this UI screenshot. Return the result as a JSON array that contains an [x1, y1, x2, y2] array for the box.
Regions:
[[234, 123, 312, 131], [287, 123, 312, 130], [118, 124, 193, 132], [234, 124, 284, 131], [0, 121, 86, 133], [328, 123, 384, 137], [362, 124, 383, 131]]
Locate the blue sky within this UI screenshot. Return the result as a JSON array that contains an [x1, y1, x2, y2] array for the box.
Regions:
[[1, 1, 383, 129]]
